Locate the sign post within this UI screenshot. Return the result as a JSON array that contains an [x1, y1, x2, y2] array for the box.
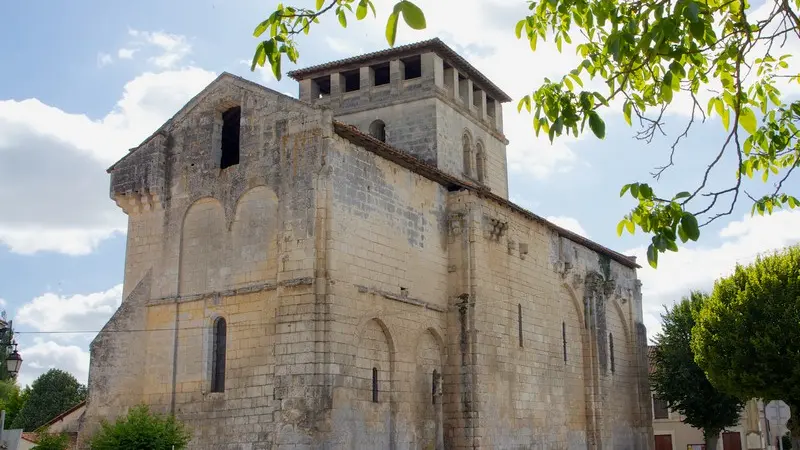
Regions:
[[765, 400, 791, 450]]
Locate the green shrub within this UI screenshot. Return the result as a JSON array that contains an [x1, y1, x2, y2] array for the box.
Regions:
[[88, 404, 191, 450], [32, 432, 70, 450]]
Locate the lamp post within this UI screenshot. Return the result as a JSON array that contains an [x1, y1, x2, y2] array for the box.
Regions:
[[0, 319, 23, 448]]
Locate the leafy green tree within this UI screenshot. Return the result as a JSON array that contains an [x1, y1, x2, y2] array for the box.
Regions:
[[650, 291, 744, 449], [249, 0, 800, 268], [11, 369, 86, 431], [0, 379, 27, 426], [31, 432, 70, 450], [88, 404, 191, 450], [692, 245, 800, 447]]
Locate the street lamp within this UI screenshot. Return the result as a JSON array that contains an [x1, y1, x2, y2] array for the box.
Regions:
[[5, 344, 22, 378]]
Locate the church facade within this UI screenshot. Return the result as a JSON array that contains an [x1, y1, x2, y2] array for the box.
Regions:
[[79, 38, 655, 449]]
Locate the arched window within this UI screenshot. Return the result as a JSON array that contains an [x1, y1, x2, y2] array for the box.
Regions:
[[462, 133, 473, 176], [369, 120, 386, 142], [211, 317, 227, 393], [372, 367, 379, 402], [562, 321, 567, 363], [476, 142, 486, 184], [609, 333, 615, 373]]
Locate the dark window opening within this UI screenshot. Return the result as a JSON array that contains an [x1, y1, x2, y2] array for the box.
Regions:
[[402, 55, 422, 80], [343, 70, 360, 92], [462, 134, 472, 175], [432, 369, 439, 405], [313, 76, 331, 97], [211, 317, 227, 392], [372, 63, 390, 86], [487, 97, 497, 117], [220, 106, 241, 170], [562, 321, 567, 363], [372, 367, 379, 403], [609, 333, 615, 373], [476, 145, 486, 183], [518, 303, 523, 348], [653, 394, 669, 419], [369, 120, 386, 142]]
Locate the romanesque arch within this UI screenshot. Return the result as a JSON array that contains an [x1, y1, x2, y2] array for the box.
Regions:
[[475, 140, 486, 183], [412, 328, 444, 449], [230, 186, 279, 286], [353, 318, 394, 448], [179, 197, 226, 295], [608, 298, 636, 434], [561, 283, 591, 444]]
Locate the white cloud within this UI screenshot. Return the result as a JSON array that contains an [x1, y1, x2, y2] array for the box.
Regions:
[[117, 48, 137, 60], [128, 29, 192, 68], [14, 285, 123, 387], [627, 209, 800, 341], [17, 285, 122, 335], [546, 216, 590, 238], [17, 339, 91, 388], [97, 52, 113, 68], [0, 63, 216, 254]]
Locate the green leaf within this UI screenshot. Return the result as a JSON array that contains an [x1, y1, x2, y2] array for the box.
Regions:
[[588, 111, 605, 139], [356, 0, 368, 20], [515, 19, 525, 39], [253, 19, 270, 38], [739, 108, 757, 134], [625, 220, 635, 234], [674, 191, 691, 200], [616, 219, 626, 237], [316, 0, 325, 10], [338, 10, 347, 27], [623, 101, 632, 126], [721, 107, 730, 131], [399, 0, 426, 29], [620, 184, 631, 197], [385, 11, 399, 46], [251, 42, 266, 71], [680, 213, 700, 241], [677, 224, 689, 243], [647, 244, 658, 268]]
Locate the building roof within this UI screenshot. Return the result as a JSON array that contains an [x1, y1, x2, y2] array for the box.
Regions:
[[286, 38, 513, 103], [36, 400, 86, 431], [333, 121, 640, 269]]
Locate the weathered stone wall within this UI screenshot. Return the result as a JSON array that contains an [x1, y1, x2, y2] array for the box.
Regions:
[[323, 134, 451, 450], [84, 70, 652, 450], [442, 190, 650, 449], [81, 75, 332, 449]]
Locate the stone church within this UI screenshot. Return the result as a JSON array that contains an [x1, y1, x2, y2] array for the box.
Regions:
[[79, 38, 655, 449]]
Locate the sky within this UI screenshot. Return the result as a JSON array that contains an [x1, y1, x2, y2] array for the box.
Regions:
[[1, 0, 799, 388]]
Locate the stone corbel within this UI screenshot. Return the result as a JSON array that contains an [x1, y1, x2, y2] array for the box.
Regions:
[[483, 214, 508, 241], [448, 212, 465, 236], [113, 191, 163, 215]]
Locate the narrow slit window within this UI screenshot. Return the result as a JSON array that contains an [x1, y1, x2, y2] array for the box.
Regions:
[[518, 303, 523, 347], [609, 333, 615, 373], [372, 367, 379, 403], [211, 317, 227, 392], [432, 369, 438, 405], [220, 106, 241, 169], [562, 321, 567, 363]]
